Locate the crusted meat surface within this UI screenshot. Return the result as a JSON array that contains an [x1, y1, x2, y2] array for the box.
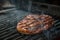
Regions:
[[17, 14, 54, 35]]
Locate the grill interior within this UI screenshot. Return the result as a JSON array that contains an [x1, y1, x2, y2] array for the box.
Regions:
[[0, 9, 60, 40]]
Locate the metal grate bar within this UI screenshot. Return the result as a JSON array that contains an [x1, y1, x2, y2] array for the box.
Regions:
[[15, 35, 26, 40], [25, 34, 42, 40], [12, 34, 23, 40], [0, 24, 6, 28], [4, 34, 19, 40], [0, 28, 16, 36], [0, 26, 15, 33], [0, 30, 13, 37], [0, 22, 16, 31], [0, 30, 16, 39], [0, 26, 10, 31], [55, 22, 60, 26], [23, 36, 31, 40], [14, 36, 23, 40]]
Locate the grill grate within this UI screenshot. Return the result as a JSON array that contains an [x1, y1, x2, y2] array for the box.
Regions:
[[0, 10, 60, 40]]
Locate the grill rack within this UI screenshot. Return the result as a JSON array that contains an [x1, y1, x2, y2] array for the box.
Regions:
[[0, 10, 60, 40]]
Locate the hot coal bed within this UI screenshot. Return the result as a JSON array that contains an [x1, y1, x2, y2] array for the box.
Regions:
[[0, 0, 60, 40]]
